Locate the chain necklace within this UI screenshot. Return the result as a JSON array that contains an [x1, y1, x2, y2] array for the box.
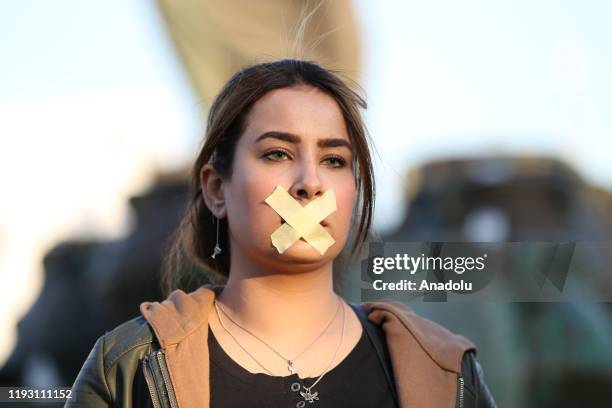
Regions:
[[214, 296, 341, 374], [213, 297, 346, 405]]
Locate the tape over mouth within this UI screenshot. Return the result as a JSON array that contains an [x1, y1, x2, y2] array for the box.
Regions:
[[279, 216, 329, 227], [279, 217, 328, 242], [264, 185, 337, 255]]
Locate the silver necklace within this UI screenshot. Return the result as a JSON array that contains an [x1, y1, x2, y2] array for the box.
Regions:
[[214, 296, 341, 374], [213, 298, 346, 405]]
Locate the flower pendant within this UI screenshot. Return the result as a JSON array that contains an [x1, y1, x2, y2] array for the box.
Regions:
[[300, 388, 319, 403]]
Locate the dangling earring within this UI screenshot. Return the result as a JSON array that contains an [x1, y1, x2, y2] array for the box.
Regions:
[[211, 216, 222, 259]]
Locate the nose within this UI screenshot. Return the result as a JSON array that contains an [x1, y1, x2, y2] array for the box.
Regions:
[[288, 157, 324, 202]]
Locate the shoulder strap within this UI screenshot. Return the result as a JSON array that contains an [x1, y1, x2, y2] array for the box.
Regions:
[[349, 302, 400, 407]]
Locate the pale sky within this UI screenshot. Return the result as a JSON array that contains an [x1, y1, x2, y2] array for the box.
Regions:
[[1, 0, 611, 366]]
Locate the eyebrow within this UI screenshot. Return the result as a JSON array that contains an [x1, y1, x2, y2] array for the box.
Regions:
[[254, 131, 353, 151]]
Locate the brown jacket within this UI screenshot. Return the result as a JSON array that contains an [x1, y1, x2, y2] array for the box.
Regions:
[[67, 284, 495, 407]]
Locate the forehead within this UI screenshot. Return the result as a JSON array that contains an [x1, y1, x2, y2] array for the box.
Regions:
[[242, 85, 349, 142]]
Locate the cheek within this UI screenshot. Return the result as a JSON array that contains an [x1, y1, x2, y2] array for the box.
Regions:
[[226, 162, 279, 232], [332, 182, 357, 229]]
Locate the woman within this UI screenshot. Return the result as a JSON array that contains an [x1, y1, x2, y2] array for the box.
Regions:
[[67, 59, 496, 408]]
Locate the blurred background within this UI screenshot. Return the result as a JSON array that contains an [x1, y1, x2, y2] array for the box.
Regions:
[[1, 1, 612, 407]]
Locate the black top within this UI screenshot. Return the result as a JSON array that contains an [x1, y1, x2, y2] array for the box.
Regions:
[[208, 322, 397, 408]]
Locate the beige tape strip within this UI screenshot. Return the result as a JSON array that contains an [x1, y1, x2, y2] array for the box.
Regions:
[[264, 185, 337, 255]]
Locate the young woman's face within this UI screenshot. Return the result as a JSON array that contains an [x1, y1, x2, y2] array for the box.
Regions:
[[222, 85, 356, 270]]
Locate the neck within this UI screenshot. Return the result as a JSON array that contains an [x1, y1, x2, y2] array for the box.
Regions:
[[217, 253, 340, 340]]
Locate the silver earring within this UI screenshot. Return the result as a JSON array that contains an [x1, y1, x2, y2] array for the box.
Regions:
[[211, 216, 222, 259]]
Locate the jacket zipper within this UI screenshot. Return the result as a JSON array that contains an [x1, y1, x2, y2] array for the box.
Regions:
[[156, 350, 179, 408], [457, 375, 465, 408], [142, 350, 178, 408], [142, 356, 162, 408]]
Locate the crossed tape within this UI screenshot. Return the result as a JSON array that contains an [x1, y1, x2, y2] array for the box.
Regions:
[[264, 185, 337, 255]]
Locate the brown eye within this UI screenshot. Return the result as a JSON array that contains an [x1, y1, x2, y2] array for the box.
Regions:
[[263, 149, 290, 161], [322, 155, 346, 168]]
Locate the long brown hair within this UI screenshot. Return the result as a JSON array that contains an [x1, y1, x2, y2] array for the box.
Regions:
[[162, 59, 375, 295]]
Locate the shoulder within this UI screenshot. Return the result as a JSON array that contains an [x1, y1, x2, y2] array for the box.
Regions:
[[99, 315, 155, 372], [68, 316, 156, 406], [361, 299, 475, 372], [360, 300, 497, 407], [362, 300, 476, 346]]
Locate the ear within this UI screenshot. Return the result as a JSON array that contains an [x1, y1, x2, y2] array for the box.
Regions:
[[200, 163, 227, 219]]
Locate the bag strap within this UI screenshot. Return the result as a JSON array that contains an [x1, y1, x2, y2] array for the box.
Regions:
[[349, 302, 400, 407]]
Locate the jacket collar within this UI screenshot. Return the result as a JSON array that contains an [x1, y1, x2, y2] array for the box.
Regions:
[[140, 284, 475, 407]]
